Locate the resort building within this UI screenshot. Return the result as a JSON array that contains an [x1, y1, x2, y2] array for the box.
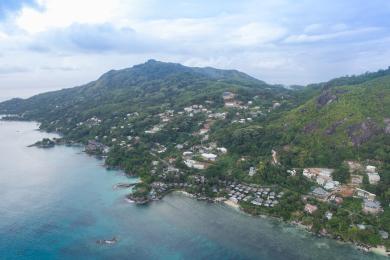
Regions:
[[363, 199, 383, 214], [201, 153, 217, 161]]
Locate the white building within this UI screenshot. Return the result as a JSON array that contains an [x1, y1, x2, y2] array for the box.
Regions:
[[303, 168, 334, 180], [184, 159, 206, 170], [355, 188, 376, 201], [324, 180, 340, 190], [303, 169, 315, 179], [366, 165, 377, 173], [287, 169, 297, 176], [316, 176, 326, 186], [248, 167, 257, 177], [201, 153, 217, 161], [182, 151, 193, 157], [325, 211, 333, 220], [217, 147, 227, 154], [367, 172, 380, 184]]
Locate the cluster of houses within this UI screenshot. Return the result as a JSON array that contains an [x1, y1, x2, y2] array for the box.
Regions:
[[149, 181, 197, 200], [225, 182, 283, 207], [145, 124, 165, 134], [232, 118, 253, 124], [354, 188, 383, 214], [348, 162, 381, 185], [295, 164, 384, 215], [126, 112, 139, 118], [85, 140, 110, 154], [347, 163, 383, 214], [182, 143, 227, 170], [197, 119, 213, 136], [365, 165, 381, 184], [145, 110, 177, 134], [144, 104, 220, 135], [182, 104, 211, 117], [223, 92, 241, 108], [222, 92, 261, 111], [152, 143, 167, 154], [158, 110, 175, 123], [85, 117, 102, 127], [208, 112, 227, 120], [249, 106, 263, 117], [230, 106, 264, 124], [184, 159, 209, 170], [150, 162, 186, 184], [303, 168, 340, 190]]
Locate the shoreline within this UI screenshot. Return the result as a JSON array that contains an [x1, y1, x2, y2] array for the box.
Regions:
[[170, 190, 389, 257]]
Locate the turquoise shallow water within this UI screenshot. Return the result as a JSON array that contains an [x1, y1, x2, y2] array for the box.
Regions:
[[0, 121, 386, 260]]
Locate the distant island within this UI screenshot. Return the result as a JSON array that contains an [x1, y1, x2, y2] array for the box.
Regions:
[[1, 60, 389, 255]]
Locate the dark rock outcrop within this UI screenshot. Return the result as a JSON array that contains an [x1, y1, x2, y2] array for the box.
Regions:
[[317, 91, 338, 108], [347, 119, 381, 146], [303, 122, 318, 134], [384, 118, 390, 134], [325, 118, 348, 135]]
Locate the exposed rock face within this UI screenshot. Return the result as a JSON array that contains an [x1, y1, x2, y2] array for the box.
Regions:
[[384, 118, 390, 134], [347, 119, 381, 146], [317, 91, 338, 108], [303, 122, 318, 134], [325, 118, 347, 135]]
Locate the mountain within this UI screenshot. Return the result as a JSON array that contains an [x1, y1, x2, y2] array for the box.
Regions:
[[0, 60, 289, 126]]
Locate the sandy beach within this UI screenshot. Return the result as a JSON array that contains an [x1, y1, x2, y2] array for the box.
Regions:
[[224, 199, 240, 209], [174, 190, 195, 198], [369, 245, 389, 256]]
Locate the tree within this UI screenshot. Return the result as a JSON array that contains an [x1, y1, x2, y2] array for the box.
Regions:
[[332, 163, 350, 184]]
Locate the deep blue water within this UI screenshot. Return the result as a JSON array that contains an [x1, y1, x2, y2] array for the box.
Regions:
[[0, 121, 386, 260]]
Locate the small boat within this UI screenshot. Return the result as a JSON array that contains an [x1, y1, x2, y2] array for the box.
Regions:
[[96, 237, 118, 245]]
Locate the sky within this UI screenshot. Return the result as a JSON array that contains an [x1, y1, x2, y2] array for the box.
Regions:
[[1, 0, 390, 100]]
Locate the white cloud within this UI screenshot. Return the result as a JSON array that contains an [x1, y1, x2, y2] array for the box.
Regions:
[[0, 31, 8, 39], [284, 27, 382, 43], [132, 18, 218, 42], [16, 0, 123, 33], [228, 22, 286, 46]]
